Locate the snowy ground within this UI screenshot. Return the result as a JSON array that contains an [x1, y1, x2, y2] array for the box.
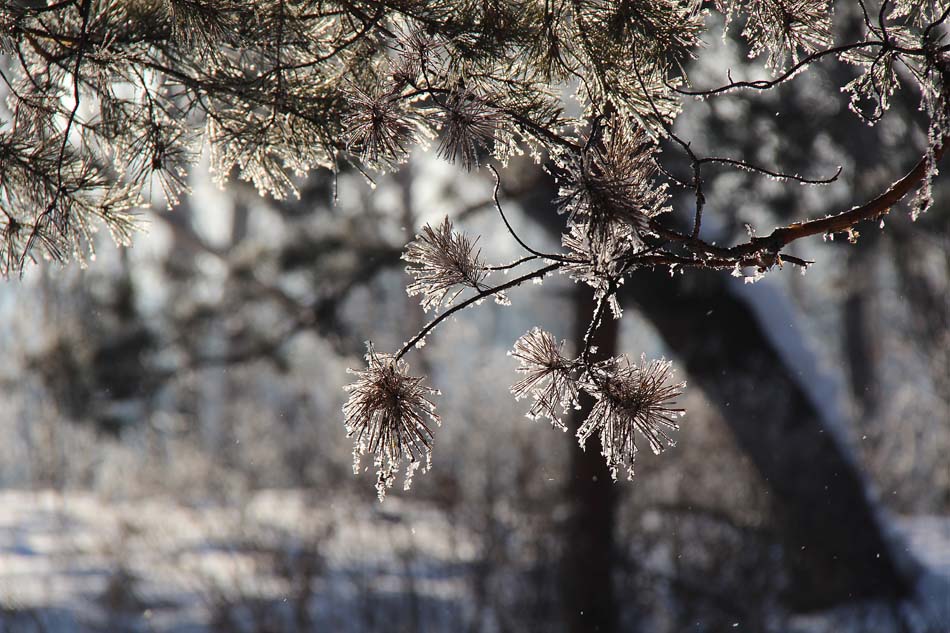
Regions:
[[0, 489, 478, 632], [1, 489, 948, 632]]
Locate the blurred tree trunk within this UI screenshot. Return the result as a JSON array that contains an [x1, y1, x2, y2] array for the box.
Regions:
[[514, 175, 624, 631], [562, 284, 621, 633], [625, 268, 916, 610], [842, 243, 880, 418], [518, 166, 916, 613], [889, 217, 950, 347]]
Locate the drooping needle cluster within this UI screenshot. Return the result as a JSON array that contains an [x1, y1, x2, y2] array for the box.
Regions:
[[509, 327, 580, 430], [403, 217, 490, 313], [510, 329, 686, 481], [343, 345, 441, 501], [577, 355, 686, 480]]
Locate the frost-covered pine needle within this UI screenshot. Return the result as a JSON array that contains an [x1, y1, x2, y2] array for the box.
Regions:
[[553, 123, 668, 245], [437, 89, 501, 171], [403, 216, 488, 312], [732, 0, 833, 71], [343, 344, 441, 501], [343, 86, 417, 167], [577, 355, 686, 480], [509, 328, 579, 429]]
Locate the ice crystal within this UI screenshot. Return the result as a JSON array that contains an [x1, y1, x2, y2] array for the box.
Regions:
[[840, 47, 901, 123], [577, 355, 686, 480], [404, 217, 489, 312], [509, 328, 579, 429], [343, 344, 441, 501]]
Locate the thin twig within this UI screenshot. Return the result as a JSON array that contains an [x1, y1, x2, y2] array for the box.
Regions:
[[698, 158, 842, 185], [19, 0, 91, 272], [396, 263, 561, 359], [487, 164, 570, 262]]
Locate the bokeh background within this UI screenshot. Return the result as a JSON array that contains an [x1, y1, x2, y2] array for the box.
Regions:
[[1, 7, 948, 633]]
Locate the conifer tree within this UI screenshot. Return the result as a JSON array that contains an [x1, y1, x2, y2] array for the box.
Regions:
[[2, 0, 948, 497]]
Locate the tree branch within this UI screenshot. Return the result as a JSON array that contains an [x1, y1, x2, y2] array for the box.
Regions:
[[396, 263, 561, 360], [724, 136, 948, 260]]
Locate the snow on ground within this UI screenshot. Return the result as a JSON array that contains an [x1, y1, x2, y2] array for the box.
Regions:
[[1, 489, 948, 632], [897, 516, 950, 631], [899, 516, 950, 577], [0, 489, 478, 631]]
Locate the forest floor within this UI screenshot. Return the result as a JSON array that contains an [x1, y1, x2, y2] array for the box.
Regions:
[[1, 489, 947, 632]]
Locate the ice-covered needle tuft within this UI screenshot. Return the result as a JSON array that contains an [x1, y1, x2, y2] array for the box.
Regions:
[[343, 343, 441, 500]]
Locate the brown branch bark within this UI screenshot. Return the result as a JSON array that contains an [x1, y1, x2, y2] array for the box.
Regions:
[[725, 137, 949, 261], [648, 137, 948, 268]]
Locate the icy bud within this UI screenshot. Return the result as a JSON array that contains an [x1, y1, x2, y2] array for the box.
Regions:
[[343, 344, 441, 501], [509, 328, 579, 429], [577, 355, 686, 480]]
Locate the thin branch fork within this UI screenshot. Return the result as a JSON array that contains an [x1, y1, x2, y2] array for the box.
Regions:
[[723, 135, 949, 261], [674, 39, 930, 98], [648, 136, 947, 268]]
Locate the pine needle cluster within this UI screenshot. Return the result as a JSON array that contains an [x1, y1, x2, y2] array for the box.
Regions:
[[403, 217, 489, 313], [577, 356, 686, 480], [509, 329, 686, 480], [343, 345, 441, 500], [3, 0, 948, 497]]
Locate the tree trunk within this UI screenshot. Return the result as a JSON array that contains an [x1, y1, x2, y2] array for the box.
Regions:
[[842, 244, 880, 418], [517, 166, 916, 613], [561, 284, 621, 633], [625, 268, 917, 610]]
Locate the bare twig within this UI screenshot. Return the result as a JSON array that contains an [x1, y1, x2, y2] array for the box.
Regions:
[[396, 263, 561, 359]]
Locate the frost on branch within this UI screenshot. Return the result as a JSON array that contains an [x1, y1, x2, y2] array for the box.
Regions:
[[840, 46, 901, 124], [561, 224, 627, 318], [343, 344, 441, 501], [436, 88, 502, 171], [403, 217, 489, 312], [577, 355, 686, 480], [553, 123, 668, 247], [509, 328, 580, 430], [720, 0, 832, 71]]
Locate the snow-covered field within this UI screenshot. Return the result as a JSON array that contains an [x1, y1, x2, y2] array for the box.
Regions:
[[1, 489, 948, 632], [0, 489, 478, 632]]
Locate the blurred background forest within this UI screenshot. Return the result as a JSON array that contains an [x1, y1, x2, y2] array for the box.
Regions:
[[1, 6, 949, 633]]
